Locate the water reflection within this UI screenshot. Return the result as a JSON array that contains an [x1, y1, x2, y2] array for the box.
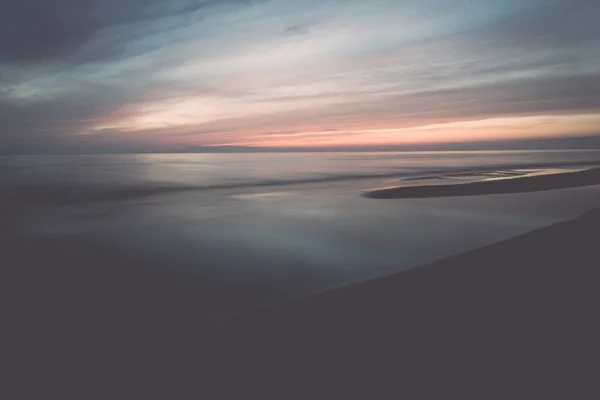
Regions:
[[3, 150, 600, 310]]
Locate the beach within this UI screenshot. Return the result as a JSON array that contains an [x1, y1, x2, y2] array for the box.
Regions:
[[197, 205, 600, 399], [4, 203, 599, 399], [1, 153, 599, 399], [365, 166, 600, 199], [3, 0, 600, 396]]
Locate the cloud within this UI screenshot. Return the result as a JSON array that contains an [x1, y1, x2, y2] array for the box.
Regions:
[[0, 0, 599, 153], [477, 0, 600, 49], [282, 24, 312, 36], [164, 74, 600, 139], [262, 131, 300, 136], [0, 0, 258, 64]]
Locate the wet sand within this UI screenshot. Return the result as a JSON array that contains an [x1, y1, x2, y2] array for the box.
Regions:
[[364, 166, 600, 199], [2, 199, 600, 399], [199, 205, 600, 399]]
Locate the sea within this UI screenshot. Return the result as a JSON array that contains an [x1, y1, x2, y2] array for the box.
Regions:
[[3, 150, 600, 311]]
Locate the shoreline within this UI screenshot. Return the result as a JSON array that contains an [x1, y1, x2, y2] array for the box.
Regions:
[[199, 205, 600, 398], [364, 166, 600, 199], [3, 193, 600, 398]]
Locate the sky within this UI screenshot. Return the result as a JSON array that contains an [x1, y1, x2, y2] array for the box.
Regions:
[[1, 0, 599, 153]]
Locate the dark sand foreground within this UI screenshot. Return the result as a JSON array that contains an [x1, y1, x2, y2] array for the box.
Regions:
[[201, 206, 600, 399], [3, 206, 600, 399], [364, 166, 600, 198]]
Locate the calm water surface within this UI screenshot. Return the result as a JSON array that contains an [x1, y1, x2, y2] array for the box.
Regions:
[[3, 150, 600, 309]]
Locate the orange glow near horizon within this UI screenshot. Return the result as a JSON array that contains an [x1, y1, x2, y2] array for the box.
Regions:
[[121, 112, 600, 149], [3, 0, 599, 154]]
